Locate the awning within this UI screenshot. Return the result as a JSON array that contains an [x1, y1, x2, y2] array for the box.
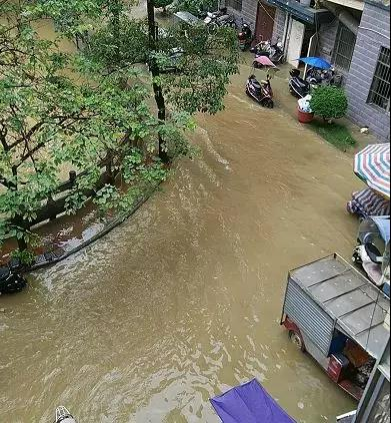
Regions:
[[264, 0, 334, 25]]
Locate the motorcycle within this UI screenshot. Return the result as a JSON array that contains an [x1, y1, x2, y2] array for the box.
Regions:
[[251, 38, 285, 64], [238, 21, 253, 51], [0, 266, 27, 295], [55, 406, 77, 423], [289, 68, 311, 98], [246, 74, 274, 109], [204, 7, 227, 24], [352, 216, 390, 295]]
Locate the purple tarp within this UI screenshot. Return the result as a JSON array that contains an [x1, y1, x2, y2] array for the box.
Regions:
[[210, 379, 296, 423]]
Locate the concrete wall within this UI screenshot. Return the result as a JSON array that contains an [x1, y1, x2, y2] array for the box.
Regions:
[[272, 8, 287, 43], [225, 0, 258, 29], [345, 1, 390, 141], [318, 19, 339, 62]]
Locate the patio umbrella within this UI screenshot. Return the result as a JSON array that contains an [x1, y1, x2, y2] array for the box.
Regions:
[[210, 379, 296, 423], [354, 144, 390, 199], [298, 57, 332, 69]]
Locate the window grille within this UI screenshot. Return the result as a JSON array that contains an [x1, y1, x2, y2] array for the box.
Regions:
[[333, 23, 357, 72], [368, 47, 390, 112]]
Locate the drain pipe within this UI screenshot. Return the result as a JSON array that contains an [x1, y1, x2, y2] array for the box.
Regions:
[[322, 1, 360, 36]]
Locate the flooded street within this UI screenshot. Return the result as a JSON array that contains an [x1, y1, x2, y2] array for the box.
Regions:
[[0, 67, 362, 422]]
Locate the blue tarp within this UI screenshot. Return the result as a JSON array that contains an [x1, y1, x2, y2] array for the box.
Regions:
[[298, 57, 332, 69], [371, 216, 391, 245], [210, 379, 296, 423]]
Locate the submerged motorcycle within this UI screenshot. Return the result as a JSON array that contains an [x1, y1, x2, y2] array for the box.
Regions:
[[246, 74, 274, 109], [0, 266, 27, 294], [238, 21, 253, 51], [204, 7, 237, 28], [251, 38, 284, 64]]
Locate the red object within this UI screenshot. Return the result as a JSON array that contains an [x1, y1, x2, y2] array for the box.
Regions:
[[298, 108, 314, 124], [327, 354, 349, 383], [282, 317, 305, 346], [339, 379, 364, 401]]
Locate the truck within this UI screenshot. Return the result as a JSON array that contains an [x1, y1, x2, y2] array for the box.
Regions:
[[281, 253, 390, 401]]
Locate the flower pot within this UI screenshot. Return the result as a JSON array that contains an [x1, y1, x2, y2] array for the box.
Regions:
[[298, 108, 314, 123], [300, 0, 311, 6]]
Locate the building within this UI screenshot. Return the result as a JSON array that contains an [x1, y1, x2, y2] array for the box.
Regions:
[[224, 0, 390, 142]]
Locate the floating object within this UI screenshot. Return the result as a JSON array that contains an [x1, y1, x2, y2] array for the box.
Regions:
[[210, 379, 295, 422]]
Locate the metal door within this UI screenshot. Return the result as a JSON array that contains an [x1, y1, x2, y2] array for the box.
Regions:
[[254, 1, 276, 43], [286, 19, 305, 67]]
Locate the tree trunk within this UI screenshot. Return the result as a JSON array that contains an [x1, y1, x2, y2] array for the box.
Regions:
[[9, 165, 28, 252], [147, 0, 170, 163], [110, 0, 122, 63]]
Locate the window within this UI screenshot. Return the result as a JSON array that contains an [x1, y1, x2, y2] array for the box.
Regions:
[[368, 47, 390, 112], [333, 23, 357, 72], [226, 0, 242, 11]]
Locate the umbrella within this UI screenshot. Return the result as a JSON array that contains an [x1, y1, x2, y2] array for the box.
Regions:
[[354, 144, 390, 199], [210, 379, 296, 423], [254, 55, 278, 68], [298, 57, 332, 69]]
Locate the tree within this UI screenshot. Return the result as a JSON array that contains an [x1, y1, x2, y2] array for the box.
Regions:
[[0, 0, 238, 254], [0, 0, 188, 252], [310, 86, 349, 120], [85, 1, 239, 125]]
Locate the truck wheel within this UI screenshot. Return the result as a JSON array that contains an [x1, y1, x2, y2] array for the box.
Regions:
[[289, 331, 304, 352]]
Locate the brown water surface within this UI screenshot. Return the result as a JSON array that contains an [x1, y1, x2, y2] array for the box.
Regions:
[[1, 11, 361, 422]]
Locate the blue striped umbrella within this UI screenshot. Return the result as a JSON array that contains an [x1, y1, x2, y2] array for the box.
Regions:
[[354, 144, 390, 199]]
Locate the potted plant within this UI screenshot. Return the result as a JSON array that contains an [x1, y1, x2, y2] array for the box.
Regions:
[[297, 95, 315, 123], [310, 86, 348, 122]]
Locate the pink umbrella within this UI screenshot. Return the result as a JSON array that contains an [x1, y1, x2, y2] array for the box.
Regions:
[[254, 55, 277, 68]]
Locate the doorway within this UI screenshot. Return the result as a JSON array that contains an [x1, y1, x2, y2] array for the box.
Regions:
[[254, 1, 276, 43], [286, 19, 305, 67]]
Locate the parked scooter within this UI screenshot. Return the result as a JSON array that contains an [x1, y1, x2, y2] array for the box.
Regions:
[[246, 74, 274, 108], [251, 38, 284, 64], [55, 406, 77, 423], [238, 20, 253, 51], [306, 66, 339, 87], [204, 7, 236, 28], [289, 68, 311, 98]]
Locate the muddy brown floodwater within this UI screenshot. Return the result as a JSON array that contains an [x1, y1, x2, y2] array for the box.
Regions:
[[0, 59, 364, 421]]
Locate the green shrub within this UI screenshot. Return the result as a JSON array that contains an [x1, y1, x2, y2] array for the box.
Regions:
[[310, 86, 348, 120]]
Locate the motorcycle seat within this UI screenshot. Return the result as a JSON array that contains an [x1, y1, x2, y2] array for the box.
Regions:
[[251, 80, 261, 89]]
